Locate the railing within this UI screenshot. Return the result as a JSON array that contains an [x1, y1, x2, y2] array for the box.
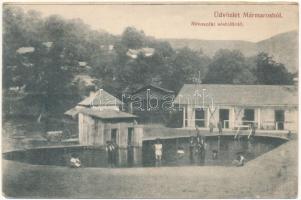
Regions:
[[275, 121, 284, 130], [223, 120, 230, 129], [252, 121, 294, 130], [234, 121, 257, 131], [183, 119, 294, 131], [241, 120, 257, 126]]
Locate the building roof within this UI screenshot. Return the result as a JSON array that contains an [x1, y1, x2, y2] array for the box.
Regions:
[[73, 74, 96, 86], [78, 89, 123, 106], [132, 84, 174, 95], [174, 84, 298, 106], [79, 108, 137, 119], [64, 107, 82, 118], [16, 47, 35, 54], [126, 47, 155, 59]]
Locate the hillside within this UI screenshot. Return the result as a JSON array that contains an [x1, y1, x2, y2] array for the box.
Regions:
[[165, 30, 298, 73], [256, 31, 298, 73]]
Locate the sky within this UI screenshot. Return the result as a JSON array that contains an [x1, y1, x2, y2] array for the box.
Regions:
[[10, 3, 299, 42]]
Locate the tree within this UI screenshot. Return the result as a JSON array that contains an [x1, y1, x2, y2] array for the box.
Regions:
[[107, 27, 176, 94], [255, 53, 294, 85], [203, 49, 256, 84], [3, 6, 45, 89], [161, 48, 211, 92], [3, 7, 87, 120], [121, 27, 145, 49]]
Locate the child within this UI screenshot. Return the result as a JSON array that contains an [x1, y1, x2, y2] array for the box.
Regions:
[[70, 154, 81, 168], [177, 146, 185, 157], [189, 137, 195, 163], [212, 150, 218, 160], [153, 138, 163, 166]]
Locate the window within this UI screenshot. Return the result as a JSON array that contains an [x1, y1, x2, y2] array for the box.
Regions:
[[184, 107, 188, 127], [195, 108, 205, 127], [275, 110, 285, 130], [243, 109, 255, 125], [219, 109, 229, 128]]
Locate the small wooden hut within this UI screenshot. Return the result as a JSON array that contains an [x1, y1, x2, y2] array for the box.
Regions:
[[65, 89, 143, 166]]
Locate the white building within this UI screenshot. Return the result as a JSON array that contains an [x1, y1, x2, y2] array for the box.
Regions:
[[174, 84, 298, 132]]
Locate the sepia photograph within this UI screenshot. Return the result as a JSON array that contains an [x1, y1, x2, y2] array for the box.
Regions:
[[1, 1, 299, 198]]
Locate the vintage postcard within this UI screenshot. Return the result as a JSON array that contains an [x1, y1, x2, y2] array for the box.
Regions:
[[2, 1, 298, 199]]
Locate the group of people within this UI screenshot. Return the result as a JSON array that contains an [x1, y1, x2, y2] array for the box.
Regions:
[[189, 134, 207, 164], [152, 130, 208, 167], [69, 123, 251, 168], [193, 125, 250, 167]]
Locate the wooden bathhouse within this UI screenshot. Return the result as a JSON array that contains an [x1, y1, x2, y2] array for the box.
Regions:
[[77, 108, 141, 146], [65, 89, 143, 166], [130, 84, 175, 110], [128, 84, 175, 124], [174, 84, 298, 133]]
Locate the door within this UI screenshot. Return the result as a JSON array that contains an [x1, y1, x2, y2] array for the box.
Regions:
[[127, 128, 134, 146], [243, 109, 255, 126], [219, 109, 229, 128], [275, 110, 285, 130], [111, 129, 118, 144], [195, 108, 205, 127], [127, 128, 134, 165]]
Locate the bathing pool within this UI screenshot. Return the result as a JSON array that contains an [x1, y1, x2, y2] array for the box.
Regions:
[[3, 135, 286, 168]]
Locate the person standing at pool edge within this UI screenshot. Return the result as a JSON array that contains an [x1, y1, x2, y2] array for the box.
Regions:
[[112, 141, 119, 167], [197, 137, 206, 164], [106, 141, 115, 167], [189, 136, 194, 163], [153, 138, 163, 166], [196, 126, 201, 144], [209, 122, 214, 133], [248, 123, 256, 140]]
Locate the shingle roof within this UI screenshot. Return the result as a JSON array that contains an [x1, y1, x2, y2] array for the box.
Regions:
[[174, 84, 297, 106], [132, 84, 174, 95], [16, 47, 35, 54], [79, 108, 137, 119], [78, 89, 123, 106], [64, 107, 82, 118], [126, 48, 155, 59]]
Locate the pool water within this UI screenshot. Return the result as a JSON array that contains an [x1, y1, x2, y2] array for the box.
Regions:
[[143, 136, 286, 167], [3, 136, 286, 168]]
